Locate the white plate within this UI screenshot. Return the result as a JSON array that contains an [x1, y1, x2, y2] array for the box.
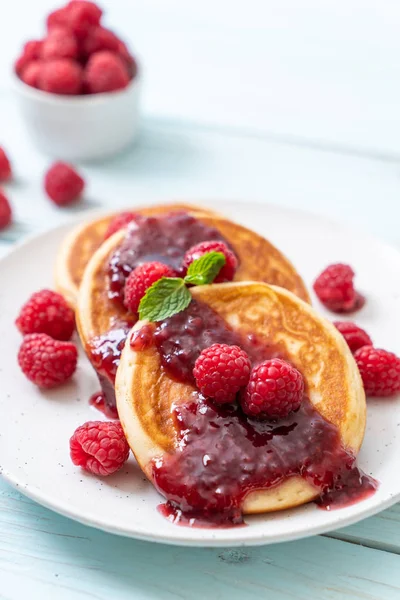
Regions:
[[1, 201, 400, 547]]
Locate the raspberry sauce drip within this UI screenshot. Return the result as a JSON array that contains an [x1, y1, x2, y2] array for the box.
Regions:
[[107, 212, 230, 304], [150, 300, 377, 527], [89, 392, 119, 419]]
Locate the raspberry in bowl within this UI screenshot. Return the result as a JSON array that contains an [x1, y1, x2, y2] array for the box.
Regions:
[[13, 1, 140, 161]]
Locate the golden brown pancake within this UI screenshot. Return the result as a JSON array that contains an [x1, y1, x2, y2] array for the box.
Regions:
[[116, 282, 366, 516], [55, 203, 219, 307]]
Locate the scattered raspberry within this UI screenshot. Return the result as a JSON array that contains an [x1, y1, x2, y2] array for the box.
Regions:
[[183, 240, 238, 283], [41, 28, 79, 60], [70, 420, 129, 476], [334, 321, 372, 353], [0, 190, 12, 230], [124, 262, 176, 314], [354, 346, 400, 397], [104, 211, 140, 239], [82, 26, 120, 56], [20, 61, 41, 88], [47, 7, 69, 30], [313, 263, 364, 313], [67, 1, 103, 39], [84, 51, 130, 93], [44, 162, 85, 206], [240, 359, 304, 419], [16, 289, 75, 341], [193, 343, 251, 403], [0, 148, 12, 182], [18, 333, 78, 388], [38, 58, 82, 95]]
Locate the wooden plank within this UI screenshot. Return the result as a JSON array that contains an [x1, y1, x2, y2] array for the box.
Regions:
[[0, 480, 400, 600]]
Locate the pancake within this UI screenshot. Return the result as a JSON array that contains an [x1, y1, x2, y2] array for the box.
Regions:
[[55, 203, 218, 308], [115, 282, 366, 518], [76, 210, 310, 413]]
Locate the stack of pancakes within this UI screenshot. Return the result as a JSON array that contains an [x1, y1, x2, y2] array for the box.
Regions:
[[56, 203, 366, 519]]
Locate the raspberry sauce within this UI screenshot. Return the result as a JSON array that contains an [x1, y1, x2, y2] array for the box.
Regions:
[[107, 212, 230, 304], [89, 392, 119, 419], [149, 300, 377, 527]]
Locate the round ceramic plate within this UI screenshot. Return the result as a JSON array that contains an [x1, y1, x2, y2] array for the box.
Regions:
[[1, 201, 400, 547]]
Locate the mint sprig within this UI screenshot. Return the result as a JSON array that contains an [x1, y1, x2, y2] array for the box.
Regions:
[[138, 251, 226, 322]]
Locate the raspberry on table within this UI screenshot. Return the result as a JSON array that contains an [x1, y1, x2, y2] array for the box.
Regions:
[[354, 346, 400, 397], [20, 61, 41, 88], [41, 28, 79, 60], [313, 263, 364, 313], [193, 343, 251, 403], [124, 262, 176, 314], [84, 50, 130, 93], [334, 321, 372, 353], [183, 240, 238, 283], [44, 162, 85, 206], [104, 211, 141, 240], [82, 26, 120, 57], [38, 58, 82, 95], [0, 190, 12, 230], [70, 420, 130, 476], [18, 333, 78, 388], [240, 358, 304, 419], [0, 147, 12, 182], [16, 289, 75, 341], [67, 1, 103, 39]]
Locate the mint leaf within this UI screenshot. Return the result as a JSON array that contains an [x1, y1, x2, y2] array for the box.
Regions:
[[184, 251, 226, 286], [138, 277, 191, 322]]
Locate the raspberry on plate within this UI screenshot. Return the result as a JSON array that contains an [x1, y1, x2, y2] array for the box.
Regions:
[[124, 262, 176, 314], [44, 162, 85, 206], [240, 358, 304, 419], [183, 240, 238, 283], [67, 1, 103, 39], [20, 61, 41, 88], [313, 263, 364, 313], [0, 147, 12, 182], [104, 211, 141, 240], [18, 333, 78, 388], [41, 28, 79, 60], [84, 50, 130, 93], [334, 321, 372, 353], [354, 346, 400, 397], [16, 289, 75, 341], [70, 420, 130, 476], [193, 343, 251, 403], [0, 190, 12, 230], [38, 58, 82, 95]]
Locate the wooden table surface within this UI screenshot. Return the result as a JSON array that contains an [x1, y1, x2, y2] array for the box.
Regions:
[[1, 2, 400, 598]]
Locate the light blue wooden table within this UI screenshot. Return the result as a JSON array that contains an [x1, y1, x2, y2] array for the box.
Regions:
[[2, 2, 400, 597]]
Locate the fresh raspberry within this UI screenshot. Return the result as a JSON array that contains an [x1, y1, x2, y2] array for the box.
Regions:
[[41, 29, 79, 60], [15, 40, 43, 75], [70, 420, 130, 476], [16, 289, 75, 341], [124, 262, 176, 314], [240, 359, 304, 419], [84, 51, 130, 93], [0, 190, 12, 230], [18, 333, 78, 388], [38, 58, 82, 95], [183, 240, 238, 283], [20, 61, 41, 88], [47, 7, 69, 31], [44, 162, 85, 206], [82, 26, 120, 56], [67, 1, 103, 39], [334, 321, 372, 353], [104, 211, 140, 239], [117, 41, 138, 78], [313, 263, 364, 313], [193, 343, 251, 403], [354, 346, 400, 397], [0, 148, 12, 182]]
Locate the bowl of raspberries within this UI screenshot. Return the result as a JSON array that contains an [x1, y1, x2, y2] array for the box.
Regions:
[[13, 1, 140, 161]]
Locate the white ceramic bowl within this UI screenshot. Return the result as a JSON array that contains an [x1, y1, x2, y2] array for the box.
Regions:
[[13, 73, 141, 161]]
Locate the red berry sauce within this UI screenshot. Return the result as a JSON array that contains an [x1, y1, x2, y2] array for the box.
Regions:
[[149, 300, 378, 527], [89, 392, 119, 419], [107, 212, 231, 305]]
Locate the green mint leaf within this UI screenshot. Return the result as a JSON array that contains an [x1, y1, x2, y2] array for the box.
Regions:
[[138, 277, 191, 322], [184, 251, 226, 286]]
